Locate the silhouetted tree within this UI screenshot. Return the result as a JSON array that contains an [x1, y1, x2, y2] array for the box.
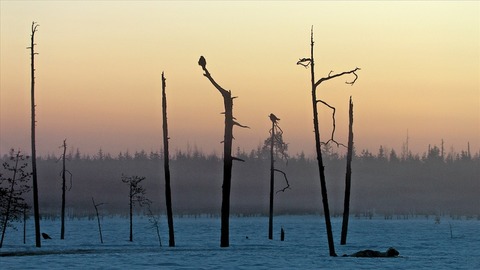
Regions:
[[340, 97, 354, 245], [297, 27, 360, 256], [266, 113, 290, 240], [91, 197, 104, 244], [121, 174, 150, 242], [59, 139, 72, 240], [146, 205, 162, 247], [161, 72, 175, 247], [198, 56, 249, 247], [28, 21, 41, 247], [0, 149, 32, 248]]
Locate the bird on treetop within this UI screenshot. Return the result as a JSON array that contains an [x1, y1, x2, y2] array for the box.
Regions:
[[198, 56, 206, 70], [269, 113, 280, 123]]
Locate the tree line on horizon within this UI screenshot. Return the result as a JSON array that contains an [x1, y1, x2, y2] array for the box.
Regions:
[[7, 140, 475, 164], [2, 141, 477, 214]]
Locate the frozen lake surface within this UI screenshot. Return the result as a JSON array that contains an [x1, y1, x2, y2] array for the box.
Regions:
[[1, 215, 479, 269]]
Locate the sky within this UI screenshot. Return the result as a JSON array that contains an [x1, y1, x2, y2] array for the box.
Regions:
[[1, 1, 479, 157]]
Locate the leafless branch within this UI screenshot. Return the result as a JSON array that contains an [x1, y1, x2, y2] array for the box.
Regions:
[[315, 67, 361, 88], [273, 121, 283, 135], [92, 197, 105, 207], [232, 156, 245, 162], [233, 121, 250, 129], [296, 58, 311, 68], [59, 170, 73, 191], [200, 63, 230, 97], [345, 70, 360, 85], [274, 169, 291, 193], [66, 170, 73, 191], [316, 99, 347, 148]]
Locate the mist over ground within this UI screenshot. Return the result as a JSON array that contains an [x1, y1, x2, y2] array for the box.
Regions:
[[3, 145, 478, 217]]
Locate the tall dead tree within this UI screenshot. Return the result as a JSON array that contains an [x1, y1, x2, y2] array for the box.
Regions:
[[59, 139, 72, 240], [198, 56, 248, 247], [297, 27, 360, 256], [28, 21, 41, 248], [340, 97, 354, 245], [161, 72, 175, 247], [268, 115, 276, 240], [267, 113, 290, 240]]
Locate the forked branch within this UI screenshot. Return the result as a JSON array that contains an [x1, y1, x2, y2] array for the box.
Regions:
[[315, 67, 361, 88], [316, 99, 346, 148]]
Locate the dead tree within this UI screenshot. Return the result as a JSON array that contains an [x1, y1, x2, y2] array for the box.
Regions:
[[161, 72, 175, 247], [340, 97, 354, 245], [0, 150, 32, 248], [146, 205, 162, 247], [297, 27, 360, 256], [59, 139, 72, 240], [198, 56, 249, 247], [121, 174, 150, 242], [267, 113, 290, 240], [27, 21, 41, 248], [91, 197, 104, 244]]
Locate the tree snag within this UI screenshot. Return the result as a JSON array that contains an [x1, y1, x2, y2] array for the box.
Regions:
[[198, 56, 248, 247], [91, 197, 104, 244], [267, 113, 290, 240], [340, 97, 354, 245], [59, 139, 72, 240], [297, 27, 360, 256], [28, 21, 41, 248], [161, 71, 175, 247]]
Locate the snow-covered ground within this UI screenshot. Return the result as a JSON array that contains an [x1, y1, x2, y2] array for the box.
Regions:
[[1, 215, 479, 269]]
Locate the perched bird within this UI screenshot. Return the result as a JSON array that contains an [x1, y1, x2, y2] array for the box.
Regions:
[[269, 113, 280, 123], [198, 56, 206, 70], [42, 232, 52, 240]]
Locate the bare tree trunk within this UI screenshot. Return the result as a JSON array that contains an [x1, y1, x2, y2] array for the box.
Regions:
[[161, 72, 175, 247], [268, 118, 275, 240], [91, 197, 103, 244], [340, 97, 354, 245], [28, 21, 41, 248], [198, 56, 247, 247], [129, 186, 133, 242], [23, 207, 27, 244], [309, 30, 336, 257], [297, 27, 360, 256], [60, 139, 67, 240]]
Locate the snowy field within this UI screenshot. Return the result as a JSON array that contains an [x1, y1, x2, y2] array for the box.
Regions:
[[1, 215, 479, 269]]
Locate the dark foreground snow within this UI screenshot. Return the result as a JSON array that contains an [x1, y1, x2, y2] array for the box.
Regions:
[[1, 215, 479, 269]]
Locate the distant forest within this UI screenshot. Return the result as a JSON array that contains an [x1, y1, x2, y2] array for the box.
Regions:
[[2, 143, 479, 217]]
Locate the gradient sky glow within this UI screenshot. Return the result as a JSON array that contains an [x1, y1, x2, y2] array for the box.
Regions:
[[1, 1, 479, 157]]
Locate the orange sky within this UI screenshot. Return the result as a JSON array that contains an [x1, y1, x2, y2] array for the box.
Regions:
[[1, 1, 479, 157]]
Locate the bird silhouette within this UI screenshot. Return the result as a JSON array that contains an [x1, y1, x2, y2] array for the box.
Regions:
[[269, 113, 280, 123], [42, 233, 52, 239], [198, 56, 206, 70]]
